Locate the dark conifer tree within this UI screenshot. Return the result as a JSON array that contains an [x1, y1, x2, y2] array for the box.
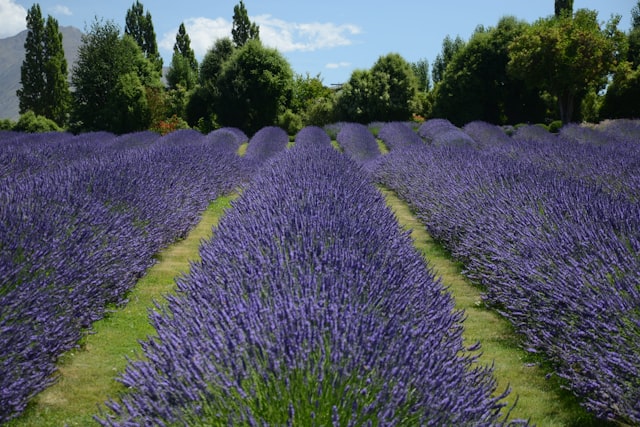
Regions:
[[125, 1, 163, 72], [174, 23, 198, 74], [17, 4, 46, 117], [17, 4, 70, 126], [43, 15, 70, 125], [554, 0, 574, 18], [231, 0, 260, 47]]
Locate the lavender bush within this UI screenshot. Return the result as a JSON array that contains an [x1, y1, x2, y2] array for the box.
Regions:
[[0, 129, 245, 422], [97, 130, 520, 426], [418, 118, 478, 147], [336, 122, 381, 172], [377, 122, 423, 151], [376, 123, 640, 424], [244, 125, 289, 168]]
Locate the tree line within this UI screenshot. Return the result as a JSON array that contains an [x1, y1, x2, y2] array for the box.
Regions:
[[4, 0, 640, 135]]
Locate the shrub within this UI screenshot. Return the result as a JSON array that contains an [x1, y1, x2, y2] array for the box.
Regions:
[[14, 111, 62, 133]]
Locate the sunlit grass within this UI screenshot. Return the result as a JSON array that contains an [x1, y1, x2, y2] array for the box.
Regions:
[[380, 187, 609, 427], [8, 193, 238, 427]]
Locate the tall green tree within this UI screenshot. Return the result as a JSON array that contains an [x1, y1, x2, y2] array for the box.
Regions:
[[72, 19, 162, 133], [411, 58, 430, 93], [432, 16, 546, 126], [600, 1, 640, 119], [167, 23, 198, 91], [42, 15, 70, 125], [17, 5, 70, 126], [508, 9, 621, 124], [174, 22, 198, 73], [17, 4, 46, 117], [125, 1, 162, 72], [232, 0, 260, 47], [216, 39, 292, 134], [335, 53, 419, 123], [629, 1, 640, 68], [431, 35, 465, 85], [185, 37, 235, 129], [555, 0, 574, 17]]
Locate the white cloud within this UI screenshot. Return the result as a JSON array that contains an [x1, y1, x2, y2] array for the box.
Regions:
[[326, 61, 351, 69], [158, 14, 360, 59], [255, 15, 361, 52], [160, 17, 232, 59], [51, 5, 72, 16], [0, 0, 27, 38]]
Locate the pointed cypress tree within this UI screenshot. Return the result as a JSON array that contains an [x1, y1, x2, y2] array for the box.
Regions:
[[231, 0, 260, 47], [125, 1, 163, 72], [17, 4, 70, 126], [167, 23, 198, 91], [43, 15, 70, 125], [554, 0, 574, 18], [18, 4, 46, 117], [174, 22, 198, 74]]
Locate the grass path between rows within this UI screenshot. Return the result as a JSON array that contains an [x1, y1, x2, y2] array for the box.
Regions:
[[9, 193, 239, 427], [379, 187, 601, 427]]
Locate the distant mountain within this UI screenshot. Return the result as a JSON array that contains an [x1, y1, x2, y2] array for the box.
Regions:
[[0, 26, 83, 120]]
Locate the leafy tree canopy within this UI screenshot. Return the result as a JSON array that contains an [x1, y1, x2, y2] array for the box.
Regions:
[[216, 39, 292, 134], [71, 19, 161, 133], [336, 53, 418, 123], [508, 9, 623, 123], [432, 16, 546, 126]]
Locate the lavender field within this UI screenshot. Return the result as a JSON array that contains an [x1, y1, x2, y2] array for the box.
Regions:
[[1, 119, 639, 425]]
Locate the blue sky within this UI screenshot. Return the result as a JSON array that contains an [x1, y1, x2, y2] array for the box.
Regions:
[[2, 0, 636, 84]]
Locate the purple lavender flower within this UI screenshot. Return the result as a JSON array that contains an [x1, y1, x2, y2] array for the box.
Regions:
[[97, 130, 517, 426]]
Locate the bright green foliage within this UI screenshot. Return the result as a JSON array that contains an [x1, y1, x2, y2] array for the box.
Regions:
[[71, 20, 162, 133], [432, 16, 546, 126], [336, 53, 418, 123], [125, 1, 162, 72], [508, 9, 621, 124], [370, 53, 419, 121], [0, 119, 14, 130], [14, 110, 62, 133], [334, 69, 380, 123], [167, 53, 197, 91], [290, 72, 334, 126], [18, 5, 70, 126], [215, 39, 292, 134], [231, 0, 259, 48], [431, 35, 465, 85]]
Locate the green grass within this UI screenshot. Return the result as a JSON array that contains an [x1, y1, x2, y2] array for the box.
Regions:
[[8, 193, 239, 427], [379, 187, 608, 427]]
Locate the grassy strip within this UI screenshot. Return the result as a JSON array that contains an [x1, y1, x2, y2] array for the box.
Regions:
[[8, 193, 239, 427], [379, 187, 602, 427]]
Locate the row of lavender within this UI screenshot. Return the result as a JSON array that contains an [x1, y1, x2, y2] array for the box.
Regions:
[[0, 128, 249, 422], [97, 126, 523, 426], [375, 119, 640, 424]]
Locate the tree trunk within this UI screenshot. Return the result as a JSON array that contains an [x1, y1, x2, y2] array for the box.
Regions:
[[558, 91, 574, 124]]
